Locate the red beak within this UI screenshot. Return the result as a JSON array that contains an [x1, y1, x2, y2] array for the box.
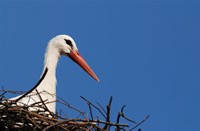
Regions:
[[68, 50, 99, 82]]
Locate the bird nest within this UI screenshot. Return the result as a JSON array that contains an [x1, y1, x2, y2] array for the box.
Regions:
[[0, 69, 149, 130], [0, 90, 149, 131]]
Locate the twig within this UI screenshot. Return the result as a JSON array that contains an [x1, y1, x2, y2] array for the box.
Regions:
[[97, 102, 106, 114], [120, 105, 137, 124], [88, 101, 94, 120], [0, 89, 26, 95], [35, 89, 54, 117], [81, 96, 106, 119], [129, 115, 150, 131], [56, 97, 87, 119], [103, 96, 112, 130]]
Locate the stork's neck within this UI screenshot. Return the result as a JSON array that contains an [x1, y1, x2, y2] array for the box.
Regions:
[[37, 45, 61, 94], [44, 46, 60, 76]]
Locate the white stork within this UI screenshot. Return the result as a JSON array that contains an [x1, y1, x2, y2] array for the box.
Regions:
[[10, 34, 99, 113]]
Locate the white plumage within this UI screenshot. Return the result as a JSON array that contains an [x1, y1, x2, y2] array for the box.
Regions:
[[10, 35, 99, 113]]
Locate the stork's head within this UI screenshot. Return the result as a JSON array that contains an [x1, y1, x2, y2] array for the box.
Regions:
[[49, 34, 99, 82]]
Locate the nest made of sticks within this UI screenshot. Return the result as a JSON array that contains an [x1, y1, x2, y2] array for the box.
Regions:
[[0, 91, 149, 131], [0, 68, 149, 131]]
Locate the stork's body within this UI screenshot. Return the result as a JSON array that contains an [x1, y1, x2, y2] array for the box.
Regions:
[[11, 35, 99, 113]]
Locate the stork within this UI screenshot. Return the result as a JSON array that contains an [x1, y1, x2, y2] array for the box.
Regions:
[[10, 34, 99, 113]]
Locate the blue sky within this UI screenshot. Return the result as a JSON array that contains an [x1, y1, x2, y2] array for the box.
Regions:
[[0, 1, 199, 130]]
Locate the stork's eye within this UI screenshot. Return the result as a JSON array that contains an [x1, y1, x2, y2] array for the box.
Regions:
[[64, 39, 73, 49]]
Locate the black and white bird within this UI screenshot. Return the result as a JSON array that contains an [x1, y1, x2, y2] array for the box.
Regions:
[[10, 35, 99, 113]]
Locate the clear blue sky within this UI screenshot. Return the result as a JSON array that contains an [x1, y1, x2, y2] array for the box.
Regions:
[[0, 1, 199, 131]]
